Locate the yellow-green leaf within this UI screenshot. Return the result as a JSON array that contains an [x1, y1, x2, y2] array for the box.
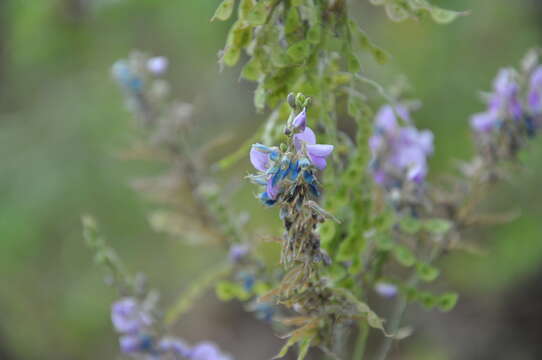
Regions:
[[211, 0, 236, 21]]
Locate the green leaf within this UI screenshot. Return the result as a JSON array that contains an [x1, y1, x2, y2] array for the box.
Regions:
[[211, 0, 236, 21], [399, 216, 422, 234], [246, 0, 268, 25], [340, 289, 389, 335], [285, 7, 302, 34], [438, 292, 459, 312], [408, 0, 467, 24], [416, 262, 440, 282], [347, 20, 389, 64], [307, 25, 321, 44], [319, 222, 336, 248], [223, 46, 241, 67], [427, 5, 467, 24], [418, 291, 438, 309], [347, 51, 361, 73], [270, 50, 292, 68], [297, 338, 313, 360], [393, 246, 416, 267], [274, 336, 298, 359], [238, 0, 254, 19], [336, 234, 356, 262], [215, 281, 251, 301], [423, 218, 452, 234], [385, 3, 409, 22], [286, 40, 311, 61], [241, 59, 262, 81], [372, 47, 390, 64]]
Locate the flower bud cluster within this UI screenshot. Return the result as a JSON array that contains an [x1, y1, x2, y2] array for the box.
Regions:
[[470, 52, 542, 168], [248, 94, 334, 265]]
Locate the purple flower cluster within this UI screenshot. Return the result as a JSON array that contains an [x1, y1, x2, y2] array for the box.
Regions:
[[369, 105, 434, 189], [111, 297, 232, 359], [249, 108, 333, 206], [470, 66, 542, 137]]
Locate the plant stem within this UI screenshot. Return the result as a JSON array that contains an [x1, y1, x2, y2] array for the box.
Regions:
[[375, 241, 446, 360], [353, 320, 370, 360]]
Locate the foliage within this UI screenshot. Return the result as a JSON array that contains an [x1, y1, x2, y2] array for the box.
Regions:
[[79, 1, 542, 360]]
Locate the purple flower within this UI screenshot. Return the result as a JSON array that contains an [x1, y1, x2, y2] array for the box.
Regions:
[[375, 282, 398, 298], [111, 297, 152, 334], [470, 112, 498, 133], [293, 127, 334, 170], [147, 56, 169, 75], [158, 337, 191, 358], [489, 68, 522, 120], [292, 108, 307, 131], [228, 244, 249, 262], [370, 105, 433, 186], [374, 105, 410, 134], [528, 66, 542, 114], [266, 177, 279, 199], [119, 335, 141, 353], [249, 144, 277, 172], [190, 342, 232, 360], [119, 334, 153, 353]]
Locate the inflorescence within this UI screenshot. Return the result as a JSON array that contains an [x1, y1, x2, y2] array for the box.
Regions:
[[248, 93, 334, 266]]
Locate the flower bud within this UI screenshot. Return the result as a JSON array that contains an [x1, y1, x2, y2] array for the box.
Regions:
[[287, 93, 296, 108]]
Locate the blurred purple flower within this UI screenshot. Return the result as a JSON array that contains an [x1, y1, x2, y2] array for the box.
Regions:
[[158, 337, 191, 358], [147, 56, 169, 75], [294, 127, 334, 170], [374, 104, 410, 134], [228, 244, 249, 262], [489, 68, 522, 120], [528, 66, 542, 114], [470, 112, 498, 133], [375, 282, 398, 298], [190, 342, 232, 360], [119, 334, 153, 353], [370, 105, 433, 186], [119, 334, 141, 353], [111, 297, 152, 334]]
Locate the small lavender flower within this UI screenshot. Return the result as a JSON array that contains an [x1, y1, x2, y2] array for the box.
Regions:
[[470, 111, 498, 133], [158, 337, 191, 358], [528, 66, 542, 114], [293, 127, 334, 170], [374, 282, 398, 298], [228, 244, 249, 263], [370, 105, 434, 187], [249, 144, 278, 172], [488, 68, 522, 120], [119, 334, 154, 354], [111, 297, 152, 334], [190, 342, 232, 360], [147, 56, 169, 75]]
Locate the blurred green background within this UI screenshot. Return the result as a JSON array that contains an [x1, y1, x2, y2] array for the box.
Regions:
[[0, 1, 541, 359]]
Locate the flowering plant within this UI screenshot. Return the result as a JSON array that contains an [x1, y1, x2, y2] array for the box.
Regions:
[[83, 1, 541, 359]]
